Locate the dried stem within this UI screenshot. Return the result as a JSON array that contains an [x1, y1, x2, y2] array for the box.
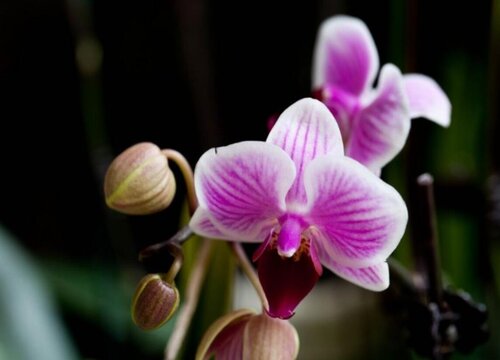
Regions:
[[230, 242, 269, 310], [165, 238, 213, 360], [139, 225, 193, 259], [162, 149, 197, 214], [411, 173, 443, 306]]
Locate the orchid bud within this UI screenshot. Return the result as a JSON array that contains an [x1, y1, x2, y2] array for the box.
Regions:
[[196, 310, 299, 360], [131, 274, 179, 330], [104, 142, 176, 215], [242, 313, 299, 359]]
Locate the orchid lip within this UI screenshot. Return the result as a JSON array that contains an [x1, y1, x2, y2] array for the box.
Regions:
[[265, 307, 294, 320], [256, 234, 323, 319]]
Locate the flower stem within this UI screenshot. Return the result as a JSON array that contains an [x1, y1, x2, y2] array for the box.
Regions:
[[410, 173, 443, 306], [139, 225, 193, 257], [165, 238, 213, 360], [162, 243, 184, 284], [230, 242, 269, 311], [162, 149, 197, 214]]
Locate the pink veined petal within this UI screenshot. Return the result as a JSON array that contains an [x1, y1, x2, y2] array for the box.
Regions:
[[347, 63, 410, 173], [304, 156, 408, 267], [190, 208, 276, 243], [312, 15, 379, 97], [314, 84, 359, 144], [317, 250, 390, 291], [267, 98, 343, 205], [193, 141, 295, 242], [403, 74, 451, 127], [189, 208, 227, 239]]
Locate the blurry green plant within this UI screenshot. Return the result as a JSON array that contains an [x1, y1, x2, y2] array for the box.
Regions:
[[0, 226, 78, 360]]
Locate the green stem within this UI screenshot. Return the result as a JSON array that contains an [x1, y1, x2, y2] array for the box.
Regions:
[[162, 244, 184, 284], [165, 238, 214, 360], [230, 242, 269, 311], [162, 149, 197, 214]]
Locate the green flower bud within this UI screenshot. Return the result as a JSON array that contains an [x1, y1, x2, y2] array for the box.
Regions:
[[104, 142, 176, 215], [131, 274, 180, 330]]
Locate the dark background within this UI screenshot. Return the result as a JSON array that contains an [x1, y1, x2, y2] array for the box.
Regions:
[[0, 0, 498, 359]]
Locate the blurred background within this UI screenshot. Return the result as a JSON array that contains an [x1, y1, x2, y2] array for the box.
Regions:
[[0, 0, 498, 359]]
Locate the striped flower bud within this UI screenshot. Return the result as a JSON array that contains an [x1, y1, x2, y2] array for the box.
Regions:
[[104, 142, 176, 215], [131, 274, 180, 330]]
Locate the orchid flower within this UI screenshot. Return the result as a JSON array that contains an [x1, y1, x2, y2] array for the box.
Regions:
[[189, 98, 407, 319], [312, 15, 451, 174]]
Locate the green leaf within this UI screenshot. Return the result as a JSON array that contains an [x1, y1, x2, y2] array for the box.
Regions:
[[0, 226, 79, 360]]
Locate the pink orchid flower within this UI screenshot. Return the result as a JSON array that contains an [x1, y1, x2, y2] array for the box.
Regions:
[[312, 15, 451, 174], [189, 98, 408, 319]]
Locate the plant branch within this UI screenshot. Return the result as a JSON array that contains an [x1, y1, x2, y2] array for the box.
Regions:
[[162, 149, 197, 214], [165, 238, 213, 360], [230, 242, 269, 311]]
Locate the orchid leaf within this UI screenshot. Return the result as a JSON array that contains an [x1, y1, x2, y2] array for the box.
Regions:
[[0, 226, 78, 360]]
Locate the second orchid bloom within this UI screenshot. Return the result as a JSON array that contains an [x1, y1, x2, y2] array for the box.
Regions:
[[189, 98, 408, 319], [312, 15, 451, 175]]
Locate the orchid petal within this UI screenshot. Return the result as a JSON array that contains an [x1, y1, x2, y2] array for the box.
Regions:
[[189, 208, 227, 239], [267, 98, 343, 205], [192, 141, 295, 242], [304, 156, 408, 267], [347, 64, 410, 173], [315, 84, 358, 143], [255, 243, 322, 319], [404, 74, 451, 127], [190, 208, 275, 244], [323, 258, 389, 291], [312, 15, 379, 96]]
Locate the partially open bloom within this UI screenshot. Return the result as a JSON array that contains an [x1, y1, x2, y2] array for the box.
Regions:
[[196, 309, 299, 360], [189, 98, 407, 319], [312, 15, 451, 174]]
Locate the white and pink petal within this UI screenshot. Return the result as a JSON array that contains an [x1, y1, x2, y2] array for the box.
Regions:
[[304, 155, 408, 267], [267, 98, 343, 205], [189, 208, 229, 240], [403, 74, 451, 127], [326, 260, 389, 291], [312, 15, 379, 97], [347, 64, 410, 173], [193, 141, 294, 242]]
